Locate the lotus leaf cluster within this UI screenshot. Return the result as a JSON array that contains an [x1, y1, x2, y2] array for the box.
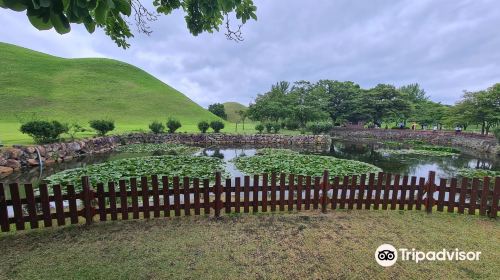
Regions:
[[45, 155, 225, 189], [115, 143, 199, 155], [232, 149, 381, 178]]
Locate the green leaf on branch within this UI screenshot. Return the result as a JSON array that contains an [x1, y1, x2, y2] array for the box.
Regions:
[[114, 0, 131, 17], [50, 11, 71, 34]]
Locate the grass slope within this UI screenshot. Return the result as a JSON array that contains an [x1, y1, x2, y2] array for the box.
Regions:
[[0, 42, 221, 144], [223, 101, 248, 123], [1, 211, 498, 279]]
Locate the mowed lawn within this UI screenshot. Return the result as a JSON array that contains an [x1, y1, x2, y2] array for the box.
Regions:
[[0, 121, 266, 146], [1, 210, 498, 279]]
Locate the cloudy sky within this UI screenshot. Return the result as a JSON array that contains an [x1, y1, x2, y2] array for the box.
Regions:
[[1, 0, 499, 107]]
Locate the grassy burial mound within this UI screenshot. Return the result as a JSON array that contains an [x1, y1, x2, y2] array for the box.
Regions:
[[223, 102, 248, 123], [0, 42, 221, 144]]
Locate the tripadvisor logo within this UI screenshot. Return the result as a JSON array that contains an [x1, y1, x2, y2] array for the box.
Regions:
[[375, 244, 481, 267]]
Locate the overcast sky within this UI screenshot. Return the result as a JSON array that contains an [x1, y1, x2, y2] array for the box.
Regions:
[[1, 0, 499, 107]]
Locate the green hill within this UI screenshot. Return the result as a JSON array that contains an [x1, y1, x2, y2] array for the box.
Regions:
[[223, 102, 248, 122], [0, 42, 223, 145]]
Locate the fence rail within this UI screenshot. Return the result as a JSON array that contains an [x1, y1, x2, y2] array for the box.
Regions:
[[1, 171, 499, 232]]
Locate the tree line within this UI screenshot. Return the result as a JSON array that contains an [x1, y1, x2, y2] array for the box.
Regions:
[[245, 80, 500, 135]]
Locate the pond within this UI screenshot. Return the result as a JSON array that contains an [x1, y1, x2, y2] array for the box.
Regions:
[[1, 140, 498, 186]]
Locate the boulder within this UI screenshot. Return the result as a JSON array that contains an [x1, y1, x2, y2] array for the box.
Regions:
[[0, 166, 13, 175], [27, 158, 40, 166], [5, 159, 21, 169], [4, 148, 23, 159]]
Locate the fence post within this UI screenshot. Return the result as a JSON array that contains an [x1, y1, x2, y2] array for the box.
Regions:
[[425, 171, 436, 214], [82, 176, 94, 225], [214, 172, 222, 218], [321, 170, 329, 213], [490, 177, 500, 218]]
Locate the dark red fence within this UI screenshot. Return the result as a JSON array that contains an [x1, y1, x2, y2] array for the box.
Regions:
[[1, 171, 499, 232]]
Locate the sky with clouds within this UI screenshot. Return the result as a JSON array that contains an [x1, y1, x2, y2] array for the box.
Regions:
[[1, 0, 499, 107]]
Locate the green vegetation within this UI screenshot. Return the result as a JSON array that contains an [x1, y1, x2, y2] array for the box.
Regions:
[[1, 0, 257, 48], [416, 145, 460, 154], [232, 149, 381, 178], [19, 120, 68, 144], [378, 143, 461, 157], [1, 211, 498, 279], [208, 103, 227, 120], [247, 80, 499, 135], [377, 149, 458, 157], [114, 144, 199, 155], [457, 168, 500, 179], [446, 84, 500, 135], [223, 102, 248, 122], [255, 123, 264, 133], [210, 120, 225, 133], [148, 121, 165, 134], [0, 42, 223, 144], [307, 121, 333, 135], [494, 127, 500, 143], [45, 155, 225, 188], [197, 121, 210, 133], [166, 118, 182, 133], [89, 120, 115, 136]]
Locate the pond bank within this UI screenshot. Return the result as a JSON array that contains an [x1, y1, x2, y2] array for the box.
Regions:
[[331, 127, 499, 154], [0, 133, 331, 174]]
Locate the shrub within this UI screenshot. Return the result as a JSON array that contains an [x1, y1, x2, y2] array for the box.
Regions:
[[494, 127, 500, 143], [265, 122, 273, 133], [20, 120, 68, 144], [149, 121, 165, 134], [307, 121, 333, 135], [255, 124, 264, 133], [284, 119, 300, 130], [166, 118, 182, 133], [66, 123, 87, 140], [210, 120, 225, 133], [273, 124, 281, 133], [89, 120, 115, 136], [198, 121, 210, 133]]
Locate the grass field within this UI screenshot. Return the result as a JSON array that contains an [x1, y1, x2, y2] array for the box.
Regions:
[[0, 42, 226, 145], [0, 211, 498, 279], [223, 102, 248, 123]]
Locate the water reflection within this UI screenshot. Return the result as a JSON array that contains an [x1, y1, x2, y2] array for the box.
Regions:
[[1, 141, 498, 186]]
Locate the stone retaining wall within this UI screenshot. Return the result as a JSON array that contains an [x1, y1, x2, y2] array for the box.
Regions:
[[0, 133, 331, 175], [331, 128, 499, 154]]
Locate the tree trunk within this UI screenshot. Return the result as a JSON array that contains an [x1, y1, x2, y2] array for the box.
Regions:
[[481, 121, 485, 135]]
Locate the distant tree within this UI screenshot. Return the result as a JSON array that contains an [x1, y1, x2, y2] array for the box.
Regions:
[[210, 120, 225, 133], [288, 81, 329, 127], [315, 80, 363, 125], [208, 103, 227, 120], [20, 120, 68, 144], [89, 120, 115, 136], [198, 121, 210, 133], [149, 121, 165, 134], [362, 84, 412, 126], [166, 118, 182, 133], [454, 84, 500, 135], [247, 81, 292, 123], [237, 110, 248, 130], [399, 83, 429, 103], [1, 0, 258, 48]]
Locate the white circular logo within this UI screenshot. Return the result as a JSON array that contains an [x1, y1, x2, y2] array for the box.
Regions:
[[375, 244, 398, 267]]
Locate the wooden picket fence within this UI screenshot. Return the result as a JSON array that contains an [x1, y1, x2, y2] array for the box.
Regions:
[[1, 171, 499, 232]]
